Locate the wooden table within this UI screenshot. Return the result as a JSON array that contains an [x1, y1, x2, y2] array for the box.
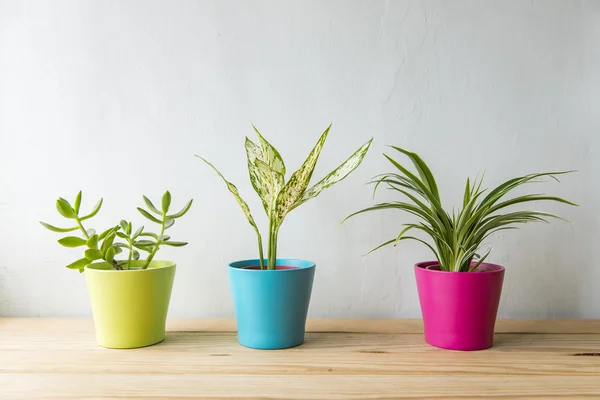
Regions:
[[1, 319, 599, 399]]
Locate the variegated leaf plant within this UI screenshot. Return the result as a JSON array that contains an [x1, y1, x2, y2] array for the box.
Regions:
[[198, 124, 372, 270]]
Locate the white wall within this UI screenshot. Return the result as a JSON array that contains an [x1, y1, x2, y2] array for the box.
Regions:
[[1, 0, 598, 318]]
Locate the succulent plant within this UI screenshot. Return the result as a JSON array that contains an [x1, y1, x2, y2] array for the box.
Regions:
[[41, 191, 192, 271]]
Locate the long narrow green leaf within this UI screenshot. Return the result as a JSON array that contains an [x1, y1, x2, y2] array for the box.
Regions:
[[196, 155, 263, 237], [39, 222, 78, 233], [390, 146, 440, 201], [80, 198, 103, 221], [143, 196, 161, 215], [167, 199, 193, 219]]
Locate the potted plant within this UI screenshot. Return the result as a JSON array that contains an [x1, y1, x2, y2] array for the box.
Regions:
[[198, 124, 372, 349], [345, 146, 576, 351], [41, 191, 192, 349]]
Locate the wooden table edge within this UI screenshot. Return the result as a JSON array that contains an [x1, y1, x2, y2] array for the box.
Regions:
[[1, 318, 599, 334]]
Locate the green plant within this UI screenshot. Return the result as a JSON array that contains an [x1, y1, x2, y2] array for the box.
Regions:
[[198, 124, 372, 270], [344, 147, 576, 272], [41, 191, 193, 271]]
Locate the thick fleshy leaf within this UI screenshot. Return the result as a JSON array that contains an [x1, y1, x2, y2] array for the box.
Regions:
[[253, 125, 285, 175], [196, 156, 261, 234], [138, 208, 162, 224], [133, 226, 144, 239], [66, 258, 90, 270], [84, 249, 103, 261], [86, 234, 99, 249], [132, 249, 140, 260], [163, 241, 188, 247], [167, 199, 193, 219], [73, 191, 82, 215], [164, 218, 175, 229], [143, 196, 161, 215], [162, 191, 171, 213], [80, 198, 103, 221], [294, 137, 372, 209], [86, 229, 96, 237], [98, 226, 117, 240], [58, 236, 87, 248], [134, 240, 156, 247], [275, 125, 330, 221], [105, 247, 116, 263], [101, 232, 115, 254], [119, 220, 128, 233], [39, 222, 78, 233], [56, 198, 76, 219], [138, 232, 158, 240]]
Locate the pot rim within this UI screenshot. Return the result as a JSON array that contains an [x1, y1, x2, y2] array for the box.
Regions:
[[228, 258, 315, 272], [85, 260, 176, 273], [414, 260, 504, 274]]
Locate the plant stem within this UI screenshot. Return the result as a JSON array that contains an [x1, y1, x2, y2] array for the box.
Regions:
[[127, 239, 133, 270], [75, 217, 90, 239], [257, 234, 265, 270], [143, 214, 166, 269], [267, 219, 279, 270]]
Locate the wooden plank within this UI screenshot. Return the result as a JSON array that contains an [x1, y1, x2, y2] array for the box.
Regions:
[[0, 319, 599, 399]]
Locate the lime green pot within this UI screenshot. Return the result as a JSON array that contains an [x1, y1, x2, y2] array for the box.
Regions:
[[84, 260, 176, 349]]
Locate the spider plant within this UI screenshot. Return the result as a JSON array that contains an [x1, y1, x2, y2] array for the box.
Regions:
[[198, 124, 372, 270], [344, 146, 576, 272], [41, 191, 193, 271]]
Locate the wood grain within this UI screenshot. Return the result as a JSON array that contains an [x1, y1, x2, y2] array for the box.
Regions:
[[1, 318, 599, 399]]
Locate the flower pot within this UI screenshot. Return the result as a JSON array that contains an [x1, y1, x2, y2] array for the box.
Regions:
[[85, 260, 176, 349], [228, 258, 315, 350], [414, 261, 505, 351]]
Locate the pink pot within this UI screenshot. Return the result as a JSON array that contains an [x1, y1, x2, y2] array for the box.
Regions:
[[414, 261, 505, 351]]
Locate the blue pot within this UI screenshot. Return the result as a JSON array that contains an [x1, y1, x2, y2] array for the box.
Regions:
[[228, 258, 316, 350]]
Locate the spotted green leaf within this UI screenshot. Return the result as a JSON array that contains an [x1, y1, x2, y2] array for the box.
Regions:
[[294, 138, 372, 209], [245, 137, 270, 213], [253, 125, 285, 175], [275, 124, 330, 220]]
